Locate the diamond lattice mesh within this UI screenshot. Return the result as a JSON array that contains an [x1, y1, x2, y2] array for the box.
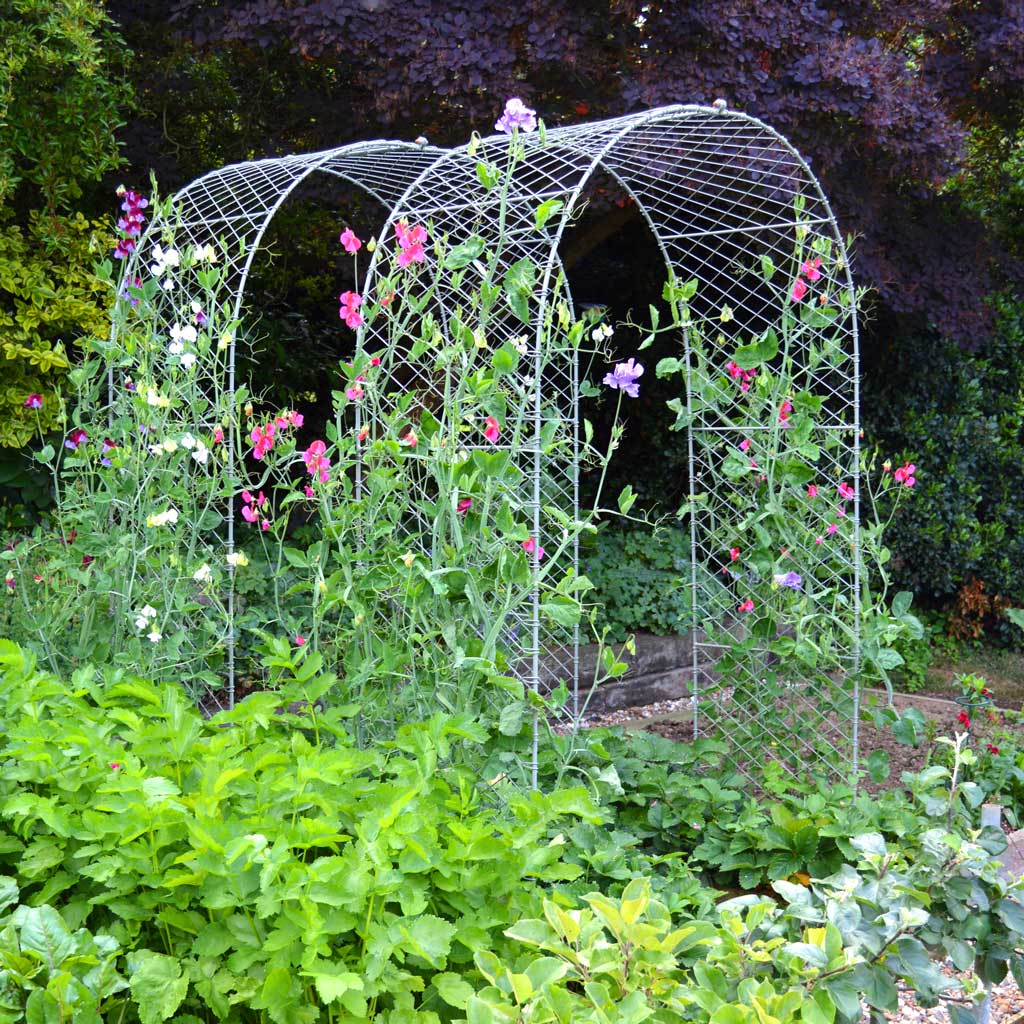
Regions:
[[118, 105, 860, 780]]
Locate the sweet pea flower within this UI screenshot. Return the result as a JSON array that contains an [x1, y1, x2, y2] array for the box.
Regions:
[[815, 535, 824, 545], [726, 360, 757, 391], [807, 484, 818, 498], [226, 551, 249, 568], [495, 97, 538, 134], [400, 430, 418, 448], [339, 227, 362, 253], [602, 358, 644, 397], [288, 409, 304, 427], [357, 424, 370, 443], [64, 428, 87, 450], [791, 277, 808, 302], [729, 547, 740, 561], [826, 523, 838, 535], [837, 481, 855, 500], [250, 422, 276, 460], [739, 439, 751, 452], [345, 376, 366, 401], [737, 599, 755, 613], [773, 572, 803, 591], [295, 635, 307, 647], [146, 630, 162, 643], [23, 394, 42, 409], [483, 416, 501, 443], [522, 537, 546, 560], [801, 256, 823, 281], [894, 462, 916, 487], [987, 743, 1000, 755], [304, 486, 315, 498], [339, 291, 363, 329], [457, 498, 473, 514], [394, 222, 428, 267], [146, 508, 179, 528], [302, 440, 331, 483], [193, 564, 212, 583], [779, 399, 793, 422]]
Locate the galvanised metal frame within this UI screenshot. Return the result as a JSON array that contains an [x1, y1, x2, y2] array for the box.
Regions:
[[117, 104, 861, 780]]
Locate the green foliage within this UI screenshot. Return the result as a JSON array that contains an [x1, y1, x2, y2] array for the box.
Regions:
[[0, 640, 598, 1023], [866, 295, 1024, 622], [0, 0, 128, 450], [583, 525, 691, 642]]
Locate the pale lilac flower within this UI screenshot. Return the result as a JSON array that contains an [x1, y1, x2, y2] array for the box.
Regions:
[[773, 572, 803, 591], [602, 358, 644, 398], [495, 98, 537, 134]]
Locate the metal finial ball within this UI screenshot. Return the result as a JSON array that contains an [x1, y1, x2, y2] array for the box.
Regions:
[[713, 98, 728, 111], [415, 135, 428, 147]]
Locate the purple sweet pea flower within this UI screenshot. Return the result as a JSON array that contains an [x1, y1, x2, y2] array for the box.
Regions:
[[602, 358, 645, 398], [773, 572, 803, 591], [495, 98, 537, 134]]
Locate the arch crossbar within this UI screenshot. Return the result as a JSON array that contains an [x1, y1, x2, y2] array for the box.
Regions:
[[117, 104, 861, 780]]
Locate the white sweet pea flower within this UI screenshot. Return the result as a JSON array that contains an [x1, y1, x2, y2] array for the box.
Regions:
[[168, 340, 184, 355], [191, 441, 209, 465], [192, 243, 218, 263], [160, 439, 178, 454], [141, 605, 157, 618], [150, 245, 180, 277], [146, 508, 179, 528], [180, 433, 196, 449], [146, 388, 170, 408], [179, 352, 197, 369], [192, 563, 211, 583], [170, 323, 198, 344], [226, 551, 249, 568], [146, 629, 162, 643]]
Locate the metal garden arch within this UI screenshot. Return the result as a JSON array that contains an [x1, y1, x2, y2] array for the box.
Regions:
[[123, 103, 861, 779]]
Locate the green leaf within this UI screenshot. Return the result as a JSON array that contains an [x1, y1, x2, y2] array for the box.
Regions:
[[617, 485, 637, 515], [491, 345, 519, 377], [33, 444, 54, 464], [541, 597, 581, 627], [891, 591, 913, 618], [398, 915, 456, 967], [0, 876, 17, 915], [866, 749, 890, 783], [801, 989, 835, 1024], [443, 236, 486, 270], [17, 906, 74, 969], [128, 951, 189, 1024], [435, 972, 474, 1009], [534, 200, 564, 231], [892, 707, 926, 746], [498, 701, 527, 737], [306, 969, 363, 1005]]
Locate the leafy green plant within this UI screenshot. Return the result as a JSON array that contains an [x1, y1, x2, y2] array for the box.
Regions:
[[582, 524, 691, 642]]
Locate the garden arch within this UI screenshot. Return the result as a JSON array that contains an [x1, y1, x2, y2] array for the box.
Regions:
[[124, 103, 861, 780]]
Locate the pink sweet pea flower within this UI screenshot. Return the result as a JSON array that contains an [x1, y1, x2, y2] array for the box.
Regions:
[[837, 481, 855, 500], [457, 498, 473, 514], [302, 440, 331, 483], [400, 430, 418, 448], [339, 291, 363, 329], [807, 484, 818, 498], [250, 422, 276, 460], [893, 462, 917, 487], [304, 486, 314, 498], [370, 356, 381, 367], [346, 376, 365, 401], [739, 439, 751, 452], [64, 428, 87, 450], [357, 424, 370, 443], [522, 537, 546, 560], [801, 256, 822, 281], [836, 505, 847, 517], [483, 416, 500, 443], [737, 599, 755, 613], [791, 277, 808, 302], [23, 394, 43, 409], [213, 427, 224, 444], [339, 228, 362, 253], [815, 535, 824, 545], [288, 410, 304, 427], [729, 547, 740, 561], [779, 399, 793, 422], [827, 523, 838, 535], [295, 634, 307, 647]]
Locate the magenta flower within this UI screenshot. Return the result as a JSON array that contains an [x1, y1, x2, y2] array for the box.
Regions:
[[250, 422, 276, 461], [801, 257, 822, 282], [726, 360, 756, 391], [737, 599, 755, 613], [457, 498, 473, 514], [495, 98, 538, 134], [295, 635, 307, 647], [807, 484, 818, 498], [339, 228, 362, 254], [288, 410, 304, 428], [302, 440, 330, 483], [522, 537, 546, 560], [791, 277, 808, 302], [815, 535, 823, 545], [304, 485, 314, 498], [837, 481, 855, 500], [339, 291, 363, 329], [23, 394, 43, 409], [729, 547, 740, 561], [483, 416, 501, 443], [346, 376, 366, 401], [64, 428, 87, 450], [739, 438, 751, 452], [827, 523, 838, 535], [394, 222, 428, 268], [894, 462, 916, 487], [779, 399, 793, 422], [114, 238, 136, 260], [603, 358, 644, 397]]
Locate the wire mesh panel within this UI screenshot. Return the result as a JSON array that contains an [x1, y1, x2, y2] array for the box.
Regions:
[[115, 103, 860, 780]]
